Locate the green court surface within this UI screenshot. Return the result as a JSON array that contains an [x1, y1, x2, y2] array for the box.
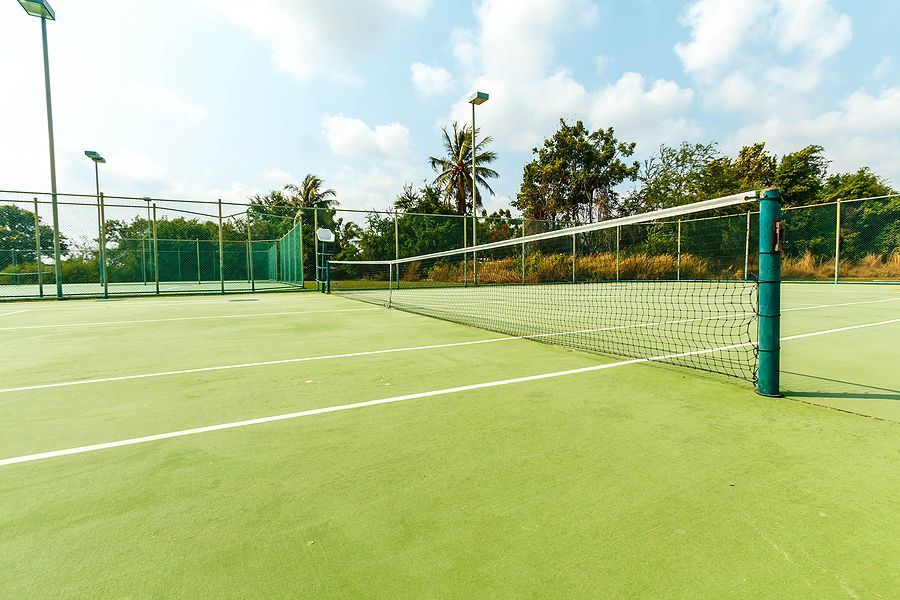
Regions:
[[0, 283, 898, 597]]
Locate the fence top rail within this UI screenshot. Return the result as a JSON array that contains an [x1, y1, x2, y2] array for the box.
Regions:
[[0, 190, 593, 226]]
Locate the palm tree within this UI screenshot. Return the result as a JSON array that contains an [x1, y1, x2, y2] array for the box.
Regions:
[[284, 174, 338, 209], [429, 122, 499, 215]]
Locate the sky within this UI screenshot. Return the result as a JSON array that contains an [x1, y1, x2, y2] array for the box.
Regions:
[[1, 0, 898, 216]]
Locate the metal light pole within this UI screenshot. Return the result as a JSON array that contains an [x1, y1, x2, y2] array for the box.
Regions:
[[85, 151, 106, 288], [467, 91, 488, 286], [18, 0, 63, 298]]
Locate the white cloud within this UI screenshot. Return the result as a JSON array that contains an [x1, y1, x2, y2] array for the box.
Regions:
[[198, 0, 430, 81], [594, 54, 609, 73], [410, 63, 454, 96], [675, 0, 770, 77], [327, 165, 423, 212], [774, 0, 851, 61], [729, 86, 900, 186], [134, 84, 206, 123], [590, 73, 700, 145], [676, 0, 852, 94], [445, 0, 697, 152], [103, 150, 169, 188], [322, 115, 414, 164], [874, 56, 892, 80], [263, 169, 297, 187]]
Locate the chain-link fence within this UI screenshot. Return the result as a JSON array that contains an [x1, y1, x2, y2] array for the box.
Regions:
[[0, 190, 585, 300], [3, 190, 895, 300]]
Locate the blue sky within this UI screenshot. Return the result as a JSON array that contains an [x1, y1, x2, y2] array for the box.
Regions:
[[1, 0, 898, 214]]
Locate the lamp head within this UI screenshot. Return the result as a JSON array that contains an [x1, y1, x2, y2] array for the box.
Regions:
[[84, 150, 106, 164], [17, 0, 55, 20], [467, 91, 489, 105]]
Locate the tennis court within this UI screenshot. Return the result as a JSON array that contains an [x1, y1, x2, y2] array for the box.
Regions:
[[1, 279, 898, 597]]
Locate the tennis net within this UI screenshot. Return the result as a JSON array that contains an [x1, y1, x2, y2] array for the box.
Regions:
[[329, 192, 762, 382]]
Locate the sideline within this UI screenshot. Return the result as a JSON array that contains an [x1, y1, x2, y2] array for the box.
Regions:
[[1, 318, 897, 467], [0, 307, 378, 332]]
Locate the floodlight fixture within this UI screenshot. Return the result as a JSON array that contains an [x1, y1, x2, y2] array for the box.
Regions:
[[18, 0, 55, 20], [468, 91, 489, 105], [316, 228, 335, 243], [84, 150, 105, 164]]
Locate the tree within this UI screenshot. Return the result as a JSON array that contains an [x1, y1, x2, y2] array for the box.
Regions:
[[429, 122, 499, 215], [0, 205, 67, 269], [626, 142, 723, 213], [820, 168, 895, 203], [514, 120, 638, 222], [284, 174, 339, 209], [775, 145, 828, 207]]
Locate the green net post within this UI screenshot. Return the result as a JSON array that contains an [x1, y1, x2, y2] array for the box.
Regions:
[[217, 199, 225, 294], [33, 198, 44, 298], [758, 188, 782, 397], [99, 193, 108, 298], [833, 199, 841, 284], [152, 203, 160, 295]]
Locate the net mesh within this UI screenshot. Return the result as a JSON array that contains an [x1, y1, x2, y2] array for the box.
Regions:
[[330, 193, 761, 382]]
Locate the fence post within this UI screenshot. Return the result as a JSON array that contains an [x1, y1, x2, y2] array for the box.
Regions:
[[298, 213, 304, 288], [758, 188, 782, 398], [472, 213, 478, 286], [834, 199, 842, 284], [676, 219, 682, 281], [313, 208, 319, 287], [99, 193, 108, 298], [247, 210, 255, 291], [217, 199, 225, 294], [196, 239, 201, 284], [463, 214, 468, 287], [152, 203, 160, 295], [33, 198, 43, 298], [521, 219, 526, 285], [571, 233, 576, 283], [744, 210, 751, 281], [393, 209, 399, 260], [615, 225, 621, 281]]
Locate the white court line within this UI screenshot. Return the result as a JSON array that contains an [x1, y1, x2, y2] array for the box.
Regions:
[[0, 344, 743, 468], [781, 318, 900, 341], [9, 297, 289, 311], [0, 307, 379, 332], [1, 318, 897, 467], [782, 298, 899, 312], [0, 315, 752, 394], [2, 295, 896, 393], [0, 335, 520, 394], [0, 309, 29, 318]]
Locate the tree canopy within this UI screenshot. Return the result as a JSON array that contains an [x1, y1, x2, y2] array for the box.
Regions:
[[429, 122, 499, 215], [514, 120, 639, 223]]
